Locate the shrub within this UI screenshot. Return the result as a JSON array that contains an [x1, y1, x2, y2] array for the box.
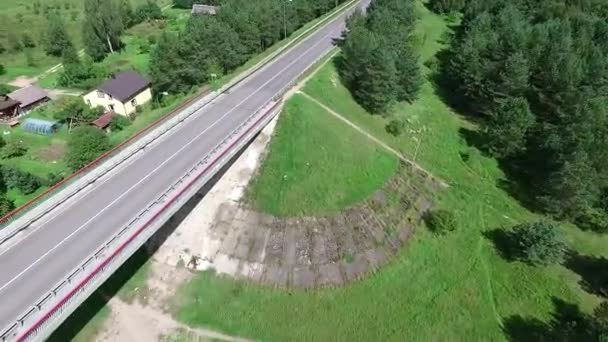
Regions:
[[0, 83, 15, 95], [66, 126, 111, 170], [1, 141, 27, 159], [0, 64, 5, 75], [46, 172, 63, 186], [425, 209, 458, 234], [386, 119, 405, 136], [110, 115, 132, 131], [138, 39, 151, 54], [575, 207, 608, 233], [173, 0, 195, 9], [594, 301, 608, 334], [135, 105, 143, 114], [1, 166, 41, 194], [0, 195, 15, 217], [512, 221, 567, 266]]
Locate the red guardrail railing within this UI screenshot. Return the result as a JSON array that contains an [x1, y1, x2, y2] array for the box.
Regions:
[[15, 100, 282, 342]]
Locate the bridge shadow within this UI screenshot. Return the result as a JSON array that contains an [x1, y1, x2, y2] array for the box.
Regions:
[[48, 136, 257, 341]]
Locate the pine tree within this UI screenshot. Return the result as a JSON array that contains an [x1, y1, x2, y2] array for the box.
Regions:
[[355, 47, 398, 114], [395, 42, 423, 103], [82, 0, 124, 60], [44, 13, 75, 57], [483, 97, 534, 158], [542, 151, 600, 218]]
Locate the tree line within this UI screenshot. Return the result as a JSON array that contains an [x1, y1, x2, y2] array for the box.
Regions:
[[337, 0, 422, 115], [434, 0, 608, 231], [149, 0, 349, 95]]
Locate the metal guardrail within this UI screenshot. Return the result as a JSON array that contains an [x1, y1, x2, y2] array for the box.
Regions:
[[0, 1, 358, 340], [0, 0, 359, 245], [2, 100, 283, 342]]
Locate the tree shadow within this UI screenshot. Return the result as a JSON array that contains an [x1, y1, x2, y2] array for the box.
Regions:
[[503, 297, 596, 342], [564, 252, 608, 298], [495, 158, 544, 214], [483, 228, 520, 262], [430, 48, 476, 118], [47, 136, 255, 341], [458, 127, 489, 154]]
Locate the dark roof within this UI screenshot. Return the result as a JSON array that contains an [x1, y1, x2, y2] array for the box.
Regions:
[[92, 111, 114, 129], [98, 71, 150, 103], [8, 85, 49, 108], [0, 96, 20, 111]]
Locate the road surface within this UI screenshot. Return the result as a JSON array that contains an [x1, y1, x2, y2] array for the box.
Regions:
[[0, 0, 367, 333]]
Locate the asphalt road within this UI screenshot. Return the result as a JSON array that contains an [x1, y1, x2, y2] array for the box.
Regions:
[[0, 0, 368, 333]]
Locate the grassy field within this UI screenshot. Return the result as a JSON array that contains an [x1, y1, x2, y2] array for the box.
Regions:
[[248, 94, 398, 216], [172, 2, 608, 341], [0, 0, 176, 84]]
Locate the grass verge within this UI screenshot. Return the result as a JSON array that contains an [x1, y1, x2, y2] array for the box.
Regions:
[[248, 93, 398, 216], [172, 2, 608, 341]]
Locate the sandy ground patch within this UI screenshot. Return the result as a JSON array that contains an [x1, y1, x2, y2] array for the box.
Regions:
[[36, 142, 66, 162], [94, 112, 279, 342]]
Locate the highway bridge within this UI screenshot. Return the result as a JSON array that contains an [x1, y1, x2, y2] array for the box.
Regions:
[[0, 1, 368, 340]]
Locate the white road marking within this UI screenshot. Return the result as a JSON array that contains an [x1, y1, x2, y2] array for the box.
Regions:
[[0, 25, 339, 293]]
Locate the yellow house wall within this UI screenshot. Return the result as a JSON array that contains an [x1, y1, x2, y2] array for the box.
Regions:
[[82, 87, 152, 116], [122, 88, 152, 115]]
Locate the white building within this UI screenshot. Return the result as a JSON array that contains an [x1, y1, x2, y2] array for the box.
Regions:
[[83, 71, 152, 116]]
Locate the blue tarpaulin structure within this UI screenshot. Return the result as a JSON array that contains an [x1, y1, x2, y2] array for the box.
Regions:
[[22, 118, 58, 135]]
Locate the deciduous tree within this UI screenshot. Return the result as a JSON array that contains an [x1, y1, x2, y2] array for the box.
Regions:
[[82, 0, 124, 60], [65, 126, 111, 170]]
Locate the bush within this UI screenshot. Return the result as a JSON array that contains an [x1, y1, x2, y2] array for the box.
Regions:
[[138, 39, 151, 54], [576, 207, 608, 233], [0, 64, 5, 75], [135, 105, 143, 113], [66, 126, 111, 170], [425, 209, 458, 234], [594, 301, 608, 335], [1, 141, 28, 159], [512, 221, 567, 266], [386, 119, 405, 136], [173, 0, 195, 9], [46, 172, 63, 186], [0, 83, 15, 95], [428, 0, 465, 14], [1, 166, 41, 195], [110, 115, 132, 131], [0, 195, 15, 217], [135, 1, 163, 22]]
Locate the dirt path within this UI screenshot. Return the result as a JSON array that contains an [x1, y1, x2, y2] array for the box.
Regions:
[[299, 91, 448, 187], [96, 297, 250, 342]]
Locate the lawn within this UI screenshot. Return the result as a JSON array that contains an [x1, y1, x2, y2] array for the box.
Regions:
[[172, 2, 608, 341], [247, 93, 398, 217]]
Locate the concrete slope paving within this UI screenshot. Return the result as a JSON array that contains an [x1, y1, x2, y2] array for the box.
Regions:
[[0, 0, 369, 331]]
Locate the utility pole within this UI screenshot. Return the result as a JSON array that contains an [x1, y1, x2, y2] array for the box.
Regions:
[[283, 0, 292, 40]]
